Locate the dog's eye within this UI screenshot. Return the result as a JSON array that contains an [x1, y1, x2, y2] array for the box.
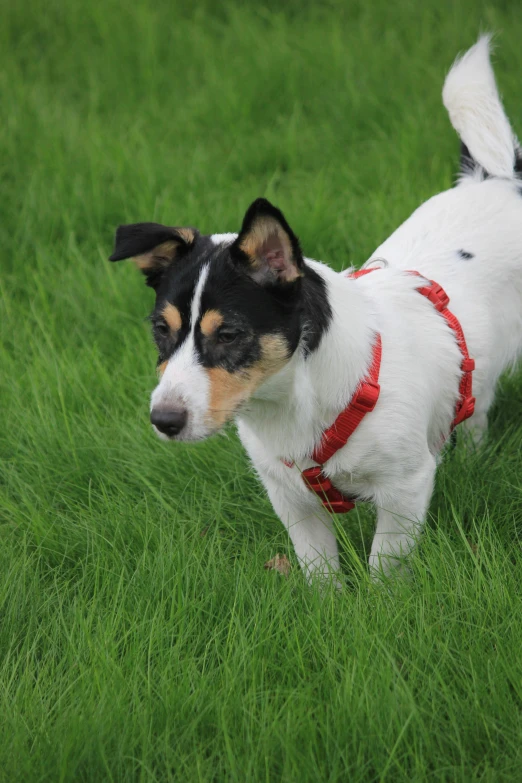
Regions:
[[155, 321, 170, 337], [217, 330, 239, 344]]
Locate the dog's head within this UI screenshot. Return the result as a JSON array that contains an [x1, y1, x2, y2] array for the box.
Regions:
[[109, 198, 330, 441]]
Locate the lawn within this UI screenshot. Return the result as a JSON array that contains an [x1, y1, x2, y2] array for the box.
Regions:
[[1, 0, 522, 780]]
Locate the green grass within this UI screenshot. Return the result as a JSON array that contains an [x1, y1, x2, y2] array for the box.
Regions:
[[1, 0, 522, 780]]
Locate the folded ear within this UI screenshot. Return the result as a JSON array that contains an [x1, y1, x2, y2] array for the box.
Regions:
[[109, 223, 197, 286], [231, 199, 304, 285]]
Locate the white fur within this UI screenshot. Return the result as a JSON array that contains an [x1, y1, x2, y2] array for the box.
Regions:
[[235, 38, 522, 579], [210, 233, 237, 246], [442, 35, 520, 179]]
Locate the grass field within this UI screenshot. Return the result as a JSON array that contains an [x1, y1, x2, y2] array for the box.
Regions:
[[1, 0, 522, 780]]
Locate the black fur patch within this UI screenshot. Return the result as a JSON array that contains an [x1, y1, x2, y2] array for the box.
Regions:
[[460, 142, 490, 179], [515, 148, 522, 177], [109, 200, 333, 378], [461, 143, 522, 180], [109, 223, 191, 261], [458, 249, 474, 260], [109, 223, 198, 290], [299, 266, 332, 356], [138, 201, 332, 373]]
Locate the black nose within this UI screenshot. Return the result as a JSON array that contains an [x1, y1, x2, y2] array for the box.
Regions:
[[150, 407, 188, 437]]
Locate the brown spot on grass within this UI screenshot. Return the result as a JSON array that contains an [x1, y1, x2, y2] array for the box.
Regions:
[[206, 334, 290, 427], [200, 309, 224, 337], [264, 553, 292, 576], [161, 303, 182, 332]]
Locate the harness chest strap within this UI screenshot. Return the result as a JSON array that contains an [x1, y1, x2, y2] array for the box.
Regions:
[[282, 269, 476, 514]]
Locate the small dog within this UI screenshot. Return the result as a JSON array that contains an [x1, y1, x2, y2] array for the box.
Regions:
[[110, 37, 522, 580]]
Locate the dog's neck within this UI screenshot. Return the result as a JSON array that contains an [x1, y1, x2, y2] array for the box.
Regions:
[[237, 261, 377, 460]]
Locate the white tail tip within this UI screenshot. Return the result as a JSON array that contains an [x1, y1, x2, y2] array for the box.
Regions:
[[443, 35, 518, 179]]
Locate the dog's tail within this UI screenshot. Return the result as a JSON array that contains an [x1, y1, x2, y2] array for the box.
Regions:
[[442, 35, 521, 181]]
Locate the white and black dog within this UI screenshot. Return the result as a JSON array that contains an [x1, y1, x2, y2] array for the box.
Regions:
[[110, 37, 522, 580]]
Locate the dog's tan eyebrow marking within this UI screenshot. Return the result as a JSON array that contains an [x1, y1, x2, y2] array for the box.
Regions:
[[161, 303, 182, 332], [200, 309, 224, 337]]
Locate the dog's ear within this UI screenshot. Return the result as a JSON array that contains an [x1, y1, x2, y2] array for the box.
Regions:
[[109, 223, 197, 287], [230, 199, 304, 285]]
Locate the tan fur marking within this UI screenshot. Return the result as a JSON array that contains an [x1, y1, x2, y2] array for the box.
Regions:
[[176, 227, 196, 244], [162, 303, 182, 332], [207, 335, 290, 427], [200, 309, 224, 337], [132, 228, 195, 270], [133, 240, 181, 271], [158, 361, 168, 376], [239, 218, 286, 259], [239, 217, 301, 282]]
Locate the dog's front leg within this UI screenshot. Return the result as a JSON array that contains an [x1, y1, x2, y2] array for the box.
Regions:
[[239, 421, 341, 582], [368, 456, 437, 577], [262, 472, 341, 583]]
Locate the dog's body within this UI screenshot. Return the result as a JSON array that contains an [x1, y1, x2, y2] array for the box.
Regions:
[[110, 37, 522, 579]]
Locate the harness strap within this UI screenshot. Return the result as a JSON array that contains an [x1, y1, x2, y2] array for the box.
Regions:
[[311, 334, 382, 464], [301, 334, 382, 513], [284, 267, 475, 514], [413, 275, 476, 430]]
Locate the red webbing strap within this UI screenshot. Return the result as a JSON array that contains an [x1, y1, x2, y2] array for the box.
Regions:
[[311, 335, 382, 464], [440, 309, 475, 427], [301, 466, 357, 514], [415, 278, 475, 430], [301, 334, 382, 514]]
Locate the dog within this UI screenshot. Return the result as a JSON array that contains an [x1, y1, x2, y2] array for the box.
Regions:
[[109, 37, 522, 580]]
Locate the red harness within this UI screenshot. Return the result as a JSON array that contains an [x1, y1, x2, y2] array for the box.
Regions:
[[284, 268, 476, 514]]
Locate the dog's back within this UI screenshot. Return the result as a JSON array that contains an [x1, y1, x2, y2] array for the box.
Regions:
[[367, 36, 522, 434]]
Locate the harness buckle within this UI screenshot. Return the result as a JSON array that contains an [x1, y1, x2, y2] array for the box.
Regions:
[[302, 466, 332, 492], [418, 282, 450, 311], [351, 380, 381, 413], [324, 498, 356, 513], [302, 467, 356, 513], [461, 358, 475, 373]]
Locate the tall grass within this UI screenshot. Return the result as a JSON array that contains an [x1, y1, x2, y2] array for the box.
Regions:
[[1, 0, 522, 779]]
